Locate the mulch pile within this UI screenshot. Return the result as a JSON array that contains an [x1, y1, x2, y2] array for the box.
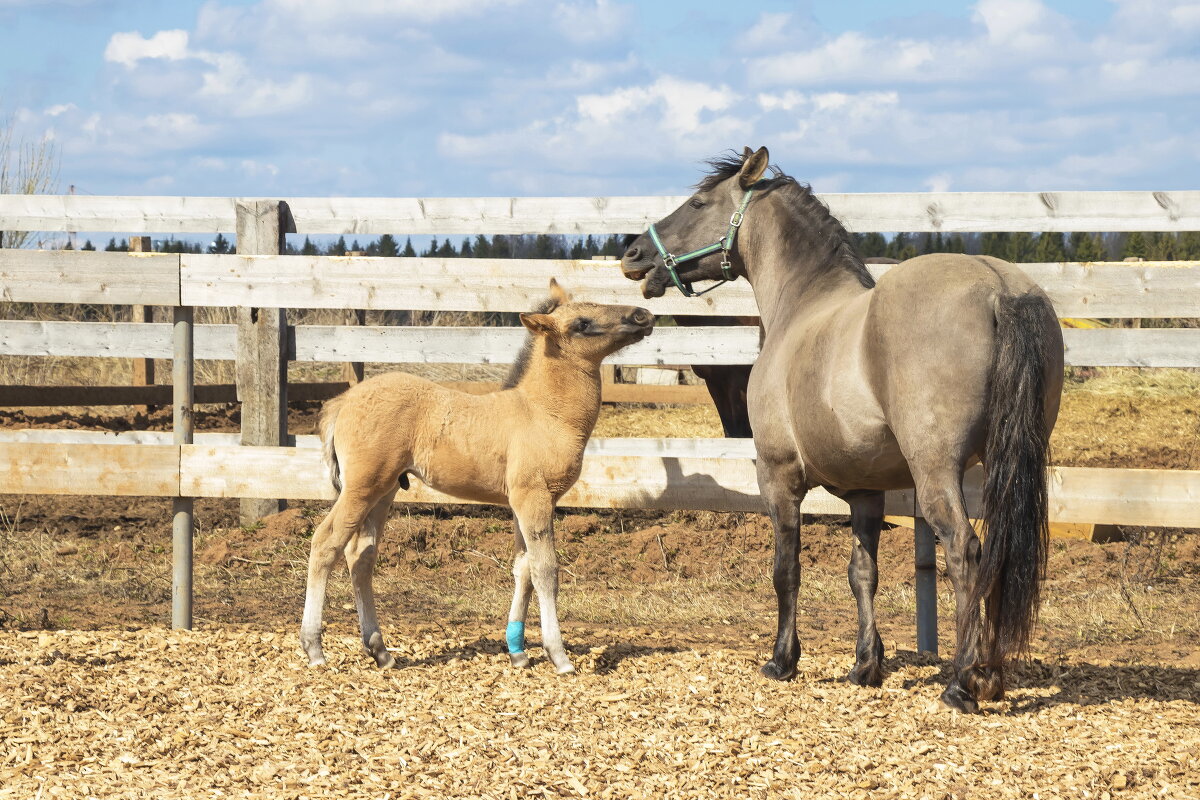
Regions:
[[2, 623, 1197, 799]]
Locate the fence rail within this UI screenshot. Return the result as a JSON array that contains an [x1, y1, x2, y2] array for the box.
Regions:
[[2, 192, 1198, 641]]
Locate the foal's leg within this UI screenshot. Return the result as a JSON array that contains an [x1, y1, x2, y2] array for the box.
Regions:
[[505, 516, 535, 668], [759, 458, 807, 682], [846, 491, 886, 687], [300, 491, 377, 666], [914, 467, 991, 713], [511, 489, 574, 674], [345, 489, 399, 667]]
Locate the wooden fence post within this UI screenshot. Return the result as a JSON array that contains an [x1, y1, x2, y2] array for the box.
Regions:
[[235, 200, 291, 524], [172, 304, 194, 629], [913, 501, 938, 655], [129, 236, 155, 413]]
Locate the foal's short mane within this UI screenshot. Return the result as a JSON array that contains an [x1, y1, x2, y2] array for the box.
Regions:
[[502, 295, 561, 389], [698, 152, 875, 290]]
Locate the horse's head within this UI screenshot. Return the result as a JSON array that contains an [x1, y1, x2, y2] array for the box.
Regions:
[[622, 146, 770, 298], [519, 278, 654, 365]]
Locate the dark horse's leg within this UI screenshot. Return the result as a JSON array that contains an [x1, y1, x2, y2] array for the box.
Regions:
[[758, 457, 806, 681], [913, 467, 991, 713], [691, 364, 753, 438], [845, 491, 886, 687]]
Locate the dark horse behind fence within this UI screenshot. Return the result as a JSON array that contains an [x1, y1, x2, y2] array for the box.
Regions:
[[620, 147, 1064, 712]]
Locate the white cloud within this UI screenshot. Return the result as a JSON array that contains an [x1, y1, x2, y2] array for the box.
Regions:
[[104, 29, 190, 67], [553, 0, 631, 43]]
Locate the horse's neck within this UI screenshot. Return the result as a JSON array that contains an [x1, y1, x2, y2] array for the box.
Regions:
[[515, 344, 602, 440], [742, 201, 869, 334]]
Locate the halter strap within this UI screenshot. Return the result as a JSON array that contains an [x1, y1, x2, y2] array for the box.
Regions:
[[647, 188, 755, 297]]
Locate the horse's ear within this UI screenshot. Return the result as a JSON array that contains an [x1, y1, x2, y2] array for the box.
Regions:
[[548, 278, 571, 305], [520, 312, 558, 337], [739, 146, 769, 190], [742, 146, 753, 159]]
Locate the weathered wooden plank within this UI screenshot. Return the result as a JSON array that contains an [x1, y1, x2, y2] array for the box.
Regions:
[[6, 191, 1200, 235], [292, 325, 762, 366], [181, 254, 1200, 318], [0, 442, 178, 496], [0, 321, 234, 359], [1062, 328, 1200, 368], [0, 195, 236, 233], [0, 249, 179, 305], [234, 200, 289, 522], [1047, 466, 1200, 527]]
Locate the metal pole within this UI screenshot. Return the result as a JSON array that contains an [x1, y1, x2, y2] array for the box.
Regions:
[[172, 305, 195, 629], [914, 499, 939, 654]]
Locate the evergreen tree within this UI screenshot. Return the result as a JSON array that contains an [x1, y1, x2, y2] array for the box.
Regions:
[[919, 232, 935, 255], [491, 235, 512, 258], [328, 236, 347, 256], [1069, 233, 1105, 262], [350, 239, 362, 253], [459, 238, 472, 258], [980, 231, 1011, 257], [947, 234, 965, 253], [81, 239, 95, 251], [600, 235, 623, 258], [473, 234, 491, 259], [854, 231, 887, 258], [1006, 232, 1035, 262], [378, 234, 400, 257], [583, 235, 598, 258], [1178, 231, 1200, 259], [570, 239, 585, 259], [300, 236, 319, 256], [401, 237, 416, 257], [437, 239, 456, 258], [1147, 232, 1178, 261], [424, 237, 439, 257], [886, 232, 909, 260], [1122, 231, 1148, 260], [532, 234, 557, 259], [1034, 232, 1066, 263], [211, 233, 230, 254]]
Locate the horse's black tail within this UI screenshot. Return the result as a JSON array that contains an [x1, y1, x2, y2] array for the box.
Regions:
[[974, 292, 1054, 676]]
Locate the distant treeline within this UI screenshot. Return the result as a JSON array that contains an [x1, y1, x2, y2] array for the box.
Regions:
[[77, 230, 1200, 262]]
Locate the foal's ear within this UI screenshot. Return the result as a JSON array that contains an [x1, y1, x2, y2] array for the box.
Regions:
[[548, 277, 571, 305], [520, 312, 558, 337], [739, 146, 770, 190]]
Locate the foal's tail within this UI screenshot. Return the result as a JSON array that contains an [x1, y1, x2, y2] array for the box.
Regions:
[[974, 292, 1054, 677], [319, 395, 346, 495]]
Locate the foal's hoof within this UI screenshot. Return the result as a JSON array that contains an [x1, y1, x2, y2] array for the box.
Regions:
[[939, 683, 980, 714], [847, 662, 884, 687], [306, 656, 327, 668], [509, 652, 531, 669], [555, 662, 576, 676], [760, 659, 797, 682]]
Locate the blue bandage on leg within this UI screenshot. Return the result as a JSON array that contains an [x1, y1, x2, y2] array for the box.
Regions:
[[506, 621, 526, 654]]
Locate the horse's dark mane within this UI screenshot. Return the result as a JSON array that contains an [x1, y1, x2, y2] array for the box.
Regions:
[[697, 152, 875, 290], [502, 295, 561, 389]]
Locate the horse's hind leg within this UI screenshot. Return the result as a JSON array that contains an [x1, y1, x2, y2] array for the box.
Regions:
[[299, 491, 377, 667], [345, 489, 399, 668], [505, 517, 534, 668], [913, 467, 991, 713], [846, 491, 885, 687], [511, 488, 574, 674]]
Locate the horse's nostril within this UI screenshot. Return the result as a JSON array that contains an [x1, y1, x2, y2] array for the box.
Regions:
[[624, 246, 641, 261], [631, 309, 653, 326]]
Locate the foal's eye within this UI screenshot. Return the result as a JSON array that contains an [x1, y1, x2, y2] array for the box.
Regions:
[[688, 197, 706, 209], [572, 318, 593, 334]]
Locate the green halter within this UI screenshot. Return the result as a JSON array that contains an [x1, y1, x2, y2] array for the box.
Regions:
[[647, 187, 755, 297]]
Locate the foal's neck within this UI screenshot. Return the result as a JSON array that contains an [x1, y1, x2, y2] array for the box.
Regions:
[[515, 340, 602, 441]]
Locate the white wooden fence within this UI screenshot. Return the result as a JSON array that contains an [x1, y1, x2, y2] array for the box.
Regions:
[[2, 192, 1199, 643]]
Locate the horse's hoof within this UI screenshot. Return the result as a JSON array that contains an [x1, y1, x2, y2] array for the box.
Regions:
[[374, 652, 396, 669], [847, 662, 884, 687], [555, 663, 576, 676], [939, 683, 980, 714], [509, 652, 531, 669], [761, 659, 797, 682], [306, 656, 326, 668]]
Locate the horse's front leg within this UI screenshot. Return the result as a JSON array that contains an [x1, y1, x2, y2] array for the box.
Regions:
[[505, 515, 534, 669], [845, 491, 885, 687], [758, 457, 807, 682], [510, 488, 574, 674]]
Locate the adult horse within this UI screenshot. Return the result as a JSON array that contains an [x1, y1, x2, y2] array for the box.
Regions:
[[620, 147, 1063, 712]]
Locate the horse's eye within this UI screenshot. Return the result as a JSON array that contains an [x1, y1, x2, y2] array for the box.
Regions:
[[689, 197, 706, 209], [572, 318, 592, 333]]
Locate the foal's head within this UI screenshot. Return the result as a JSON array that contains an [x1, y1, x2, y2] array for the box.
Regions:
[[505, 279, 654, 387]]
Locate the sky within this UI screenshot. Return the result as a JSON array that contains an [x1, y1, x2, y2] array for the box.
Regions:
[[1, 0, 1198, 200]]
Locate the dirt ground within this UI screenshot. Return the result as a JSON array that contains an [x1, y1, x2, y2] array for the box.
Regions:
[[1, 372, 1199, 798]]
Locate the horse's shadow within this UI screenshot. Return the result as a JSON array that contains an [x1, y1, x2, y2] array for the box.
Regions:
[[383, 634, 682, 674], [889, 649, 1200, 711]]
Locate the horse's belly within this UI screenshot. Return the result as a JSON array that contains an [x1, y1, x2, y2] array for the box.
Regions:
[[797, 416, 912, 491], [416, 451, 508, 505]]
